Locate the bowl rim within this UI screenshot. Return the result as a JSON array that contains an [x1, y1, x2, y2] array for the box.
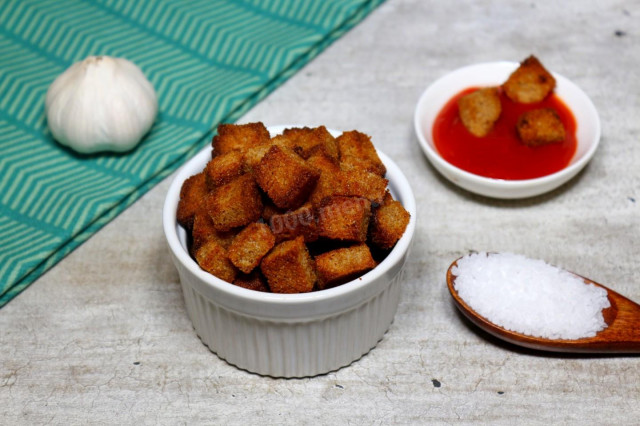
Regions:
[[413, 61, 601, 191], [163, 125, 416, 308]]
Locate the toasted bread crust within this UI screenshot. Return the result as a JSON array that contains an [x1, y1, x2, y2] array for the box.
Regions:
[[194, 240, 238, 283], [260, 236, 316, 293], [177, 172, 208, 230], [281, 126, 339, 160], [315, 244, 377, 289], [191, 211, 235, 254], [204, 150, 245, 189], [502, 55, 556, 103], [255, 145, 320, 210], [337, 130, 386, 176], [233, 271, 270, 292], [211, 122, 270, 156], [228, 223, 275, 274], [370, 191, 411, 250], [334, 168, 388, 204], [458, 87, 502, 137], [269, 205, 318, 243], [206, 174, 263, 231], [317, 196, 372, 242], [516, 108, 566, 146]]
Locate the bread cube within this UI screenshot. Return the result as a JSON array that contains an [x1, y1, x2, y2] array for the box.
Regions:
[[204, 150, 245, 189], [281, 126, 339, 160], [241, 134, 299, 173], [205, 173, 263, 231], [369, 191, 410, 250], [255, 145, 320, 210], [308, 151, 388, 205], [317, 196, 371, 242], [269, 204, 318, 243], [261, 201, 286, 223], [516, 108, 566, 146], [315, 244, 377, 289], [177, 172, 208, 230], [260, 236, 316, 293], [502, 55, 556, 103], [191, 210, 235, 254], [337, 131, 386, 176], [228, 222, 276, 273], [242, 143, 273, 173], [233, 271, 270, 292], [307, 150, 341, 204], [212, 122, 270, 156], [457, 87, 502, 137], [194, 240, 237, 283], [335, 168, 388, 205], [307, 147, 340, 173]]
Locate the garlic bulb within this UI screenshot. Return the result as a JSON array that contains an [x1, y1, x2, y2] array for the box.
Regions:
[[46, 56, 158, 154]]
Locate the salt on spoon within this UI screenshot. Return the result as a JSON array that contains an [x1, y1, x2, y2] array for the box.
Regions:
[[447, 252, 640, 353]]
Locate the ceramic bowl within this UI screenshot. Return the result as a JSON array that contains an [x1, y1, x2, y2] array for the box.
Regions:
[[163, 125, 416, 378], [414, 61, 601, 199]]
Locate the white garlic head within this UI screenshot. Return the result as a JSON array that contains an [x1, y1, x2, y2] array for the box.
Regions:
[[46, 56, 158, 154]]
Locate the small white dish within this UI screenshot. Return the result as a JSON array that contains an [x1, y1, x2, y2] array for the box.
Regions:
[[163, 126, 416, 377], [414, 61, 601, 199]]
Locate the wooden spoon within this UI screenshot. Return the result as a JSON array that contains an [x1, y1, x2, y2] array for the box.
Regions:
[[447, 256, 640, 353]]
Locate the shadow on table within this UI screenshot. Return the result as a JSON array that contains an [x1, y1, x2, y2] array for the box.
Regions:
[[451, 302, 638, 359]]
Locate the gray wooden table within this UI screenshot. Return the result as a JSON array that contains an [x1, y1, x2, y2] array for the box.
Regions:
[[2, 1, 639, 424]]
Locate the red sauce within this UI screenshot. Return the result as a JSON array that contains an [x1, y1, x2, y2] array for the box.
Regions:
[[432, 88, 577, 180]]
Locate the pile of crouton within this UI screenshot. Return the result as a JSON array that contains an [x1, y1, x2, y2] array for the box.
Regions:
[[177, 123, 410, 293], [457, 55, 566, 146]]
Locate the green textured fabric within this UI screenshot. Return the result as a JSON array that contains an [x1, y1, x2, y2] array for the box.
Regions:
[[0, 0, 385, 307]]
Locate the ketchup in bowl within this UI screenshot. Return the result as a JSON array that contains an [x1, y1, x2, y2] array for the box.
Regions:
[[432, 88, 577, 180]]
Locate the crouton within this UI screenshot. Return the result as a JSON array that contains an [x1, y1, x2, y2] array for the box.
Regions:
[[281, 126, 339, 160], [194, 240, 237, 283], [307, 150, 387, 205], [242, 135, 295, 173], [203, 150, 245, 189], [255, 145, 320, 210], [269, 204, 318, 243], [516, 108, 566, 146], [191, 210, 235, 253], [228, 223, 276, 274], [369, 191, 410, 250], [315, 244, 377, 289], [307, 147, 341, 173], [261, 201, 285, 223], [307, 150, 341, 204], [334, 168, 388, 205], [205, 173, 263, 231], [457, 87, 502, 137], [212, 122, 270, 156], [317, 196, 371, 242], [242, 144, 270, 173], [337, 131, 386, 176], [233, 271, 270, 292], [177, 172, 208, 230], [260, 236, 316, 293], [502, 56, 556, 103]]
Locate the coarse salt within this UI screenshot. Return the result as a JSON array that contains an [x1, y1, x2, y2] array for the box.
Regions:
[[452, 252, 610, 340]]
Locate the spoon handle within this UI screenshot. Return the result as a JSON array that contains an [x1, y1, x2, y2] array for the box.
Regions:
[[594, 288, 640, 352]]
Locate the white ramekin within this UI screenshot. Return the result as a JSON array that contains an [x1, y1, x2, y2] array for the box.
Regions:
[[163, 126, 416, 378]]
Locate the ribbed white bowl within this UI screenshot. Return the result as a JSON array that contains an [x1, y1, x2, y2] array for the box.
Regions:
[[163, 126, 416, 377]]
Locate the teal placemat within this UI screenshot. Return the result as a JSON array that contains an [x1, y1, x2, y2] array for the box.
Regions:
[[0, 0, 385, 307]]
